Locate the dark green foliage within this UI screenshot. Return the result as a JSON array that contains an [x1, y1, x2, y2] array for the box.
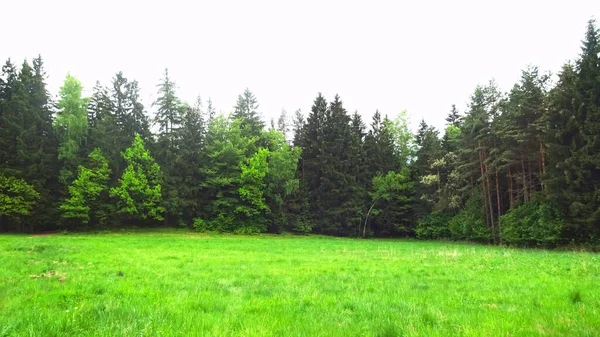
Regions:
[[415, 211, 452, 239], [500, 195, 563, 246], [446, 104, 461, 127], [544, 20, 600, 241], [448, 189, 491, 242], [233, 88, 265, 142], [176, 99, 205, 224], [1, 19, 599, 245]]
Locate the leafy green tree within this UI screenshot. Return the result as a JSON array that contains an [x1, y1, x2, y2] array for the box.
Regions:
[[263, 129, 302, 232], [110, 134, 164, 223], [54, 74, 89, 186], [363, 168, 413, 237], [0, 175, 39, 232], [60, 148, 111, 226], [200, 115, 255, 231], [236, 148, 270, 232]]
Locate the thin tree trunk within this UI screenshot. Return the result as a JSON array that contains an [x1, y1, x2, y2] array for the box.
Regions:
[[478, 146, 491, 230], [484, 161, 496, 244], [495, 166, 502, 244], [363, 199, 379, 238], [540, 141, 546, 191], [528, 159, 533, 196], [520, 146, 528, 203], [508, 166, 514, 209]]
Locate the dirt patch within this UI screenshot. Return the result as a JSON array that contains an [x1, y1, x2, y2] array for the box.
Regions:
[[31, 230, 62, 237]]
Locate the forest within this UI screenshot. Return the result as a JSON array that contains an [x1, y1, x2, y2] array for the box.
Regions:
[[1, 19, 599, 247]]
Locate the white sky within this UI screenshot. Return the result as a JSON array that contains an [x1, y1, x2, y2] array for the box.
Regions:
[[3, 0, 599, 131]]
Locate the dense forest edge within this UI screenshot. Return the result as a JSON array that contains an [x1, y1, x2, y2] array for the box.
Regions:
[[1, 19, 600, 248]]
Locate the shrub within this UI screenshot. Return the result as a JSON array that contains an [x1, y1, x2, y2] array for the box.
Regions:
[[415, 211, 452, 239], [500, 195, 563, 246], [448, 190, 491, 242], [192, 218, 209, 232]]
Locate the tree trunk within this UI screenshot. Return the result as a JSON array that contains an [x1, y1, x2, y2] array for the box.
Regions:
[[478, 143, 494, 240], [539, 140, 546, 191], [520, 146, 528, 203], [363, 199, 379, 238], [478, 147, 491, 230], [508, 166, 514, 209], [527, 158, 533, 196], [484, 161, 496, 244], [495, 166, 502, 244]]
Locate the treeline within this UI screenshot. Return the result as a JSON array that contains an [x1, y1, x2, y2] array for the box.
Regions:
[[1, 20, 599, 246]]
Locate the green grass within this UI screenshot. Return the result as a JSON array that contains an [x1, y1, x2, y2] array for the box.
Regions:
[[0, 229, 599, 336]]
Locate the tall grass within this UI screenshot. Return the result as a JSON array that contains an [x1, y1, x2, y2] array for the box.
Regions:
[[0, 230, 598, 336]]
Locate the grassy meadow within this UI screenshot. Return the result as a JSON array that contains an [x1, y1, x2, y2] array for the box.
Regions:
[[0, 230, 599, 336]]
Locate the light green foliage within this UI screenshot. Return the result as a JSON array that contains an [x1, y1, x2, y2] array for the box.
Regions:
[[110, 134, 164, 221], [386, 109, 416, 164], [54, 74, 89, 184], [0, 175, 39, 219], [60, 148, 111, 224], [1, 232, 599, 336], [371, 169, 413, 202], [366, 168, 414, 235], [237, 148, 270, 219], [442, 125, 461, 152], [263, 129, 302, 231]]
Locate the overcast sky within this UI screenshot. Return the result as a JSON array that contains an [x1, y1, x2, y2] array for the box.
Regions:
[[3, 0, 599, 131]]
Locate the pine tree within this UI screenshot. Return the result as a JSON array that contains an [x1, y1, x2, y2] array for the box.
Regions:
[[153, 68, 182, 135], [176, 98, 205, 224], [152, 70, 184, 224], [446, 104, 461, 126], [545, 19, 600, 240], [233, 88, 264, 140]]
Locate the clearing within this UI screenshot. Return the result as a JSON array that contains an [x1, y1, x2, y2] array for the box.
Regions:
[[0, 230, 598, 336]]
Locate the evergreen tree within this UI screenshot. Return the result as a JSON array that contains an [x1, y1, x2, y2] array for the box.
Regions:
[[446, 104, 461, 126], [152, 70, 184, 224], [545, 19, 600, 240], [153, 68, 181, 135], [176, 99, 205, 224], [233, 88, 264, 140]]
